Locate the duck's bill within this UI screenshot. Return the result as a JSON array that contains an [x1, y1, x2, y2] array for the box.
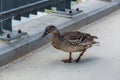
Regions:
[[41, 34, 46, 38], [93, 41, 100, 46], [41, 31, 48, 38]]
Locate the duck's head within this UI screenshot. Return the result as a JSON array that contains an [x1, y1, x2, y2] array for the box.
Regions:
[[42, 25, 58, 37]]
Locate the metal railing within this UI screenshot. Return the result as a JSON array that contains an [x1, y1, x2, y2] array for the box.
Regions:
[[0, 0, 71, 34]]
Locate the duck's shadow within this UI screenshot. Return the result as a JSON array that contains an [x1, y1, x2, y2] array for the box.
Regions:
[[50, 56, 101, 66], [78, 57, 100, 64]]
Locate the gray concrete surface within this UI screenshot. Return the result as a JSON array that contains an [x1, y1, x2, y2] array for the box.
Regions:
[[0, 9, 120, 80], [0, 1, 120, 66]]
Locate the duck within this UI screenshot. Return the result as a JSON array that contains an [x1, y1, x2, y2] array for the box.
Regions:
[[42, 25, 99, 63]]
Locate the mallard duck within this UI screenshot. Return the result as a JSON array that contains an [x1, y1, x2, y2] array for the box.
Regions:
[[42, 25, 99, 63]]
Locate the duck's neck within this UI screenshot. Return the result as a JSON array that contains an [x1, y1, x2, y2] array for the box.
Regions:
[[52, 30, 61, 37], [51, 29, 61, 43]]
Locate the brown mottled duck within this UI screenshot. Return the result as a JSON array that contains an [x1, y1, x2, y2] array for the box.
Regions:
[[42, 25, 99, 63]]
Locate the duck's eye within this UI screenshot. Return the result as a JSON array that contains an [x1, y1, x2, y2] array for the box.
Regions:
[[47, 28, 51, 31], [49, 28, 54, 31]]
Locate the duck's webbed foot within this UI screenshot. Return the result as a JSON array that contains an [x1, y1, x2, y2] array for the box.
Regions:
[[75, 59, 80, 63], [62, 52, 73, 63], [62, 58, 73, 63]]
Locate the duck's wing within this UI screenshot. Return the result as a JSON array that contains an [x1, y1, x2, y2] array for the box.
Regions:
[[62, 31, 84, 40], [61, 31, 97, 46]]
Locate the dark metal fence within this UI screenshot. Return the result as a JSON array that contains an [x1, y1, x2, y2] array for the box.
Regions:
[[0, 0, 75, 34]]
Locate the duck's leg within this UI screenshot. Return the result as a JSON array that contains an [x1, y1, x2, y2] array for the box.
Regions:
[[75, 49, 86, 63], [62, 52, 73, 63]]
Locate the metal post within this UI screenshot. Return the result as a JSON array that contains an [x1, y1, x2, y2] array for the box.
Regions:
[[56, 1, 65, 11], [0, 0, 1, 33], [0, 22, 3, 34], [0, 0, 1, 12], [22, 12, 30, 18], [3, 18, 12, 31], [45, 5, 52, 10], [0, 0, 3, 34], [14, 15, 21, 20], [52, 4, 56, 7], [71, 0, 76, 1], [65, 0, 71, 9], [38, 7, 45, 12], [30, 10, 37, 15]]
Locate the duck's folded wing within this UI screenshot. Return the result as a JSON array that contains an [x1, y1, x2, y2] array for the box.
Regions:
[[67, 39, 92, 46], [62, 31, 96, 46], [62, 31, 84, 40]]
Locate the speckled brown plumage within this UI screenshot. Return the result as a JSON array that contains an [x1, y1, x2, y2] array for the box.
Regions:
[[42, 25, 99, 63]]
